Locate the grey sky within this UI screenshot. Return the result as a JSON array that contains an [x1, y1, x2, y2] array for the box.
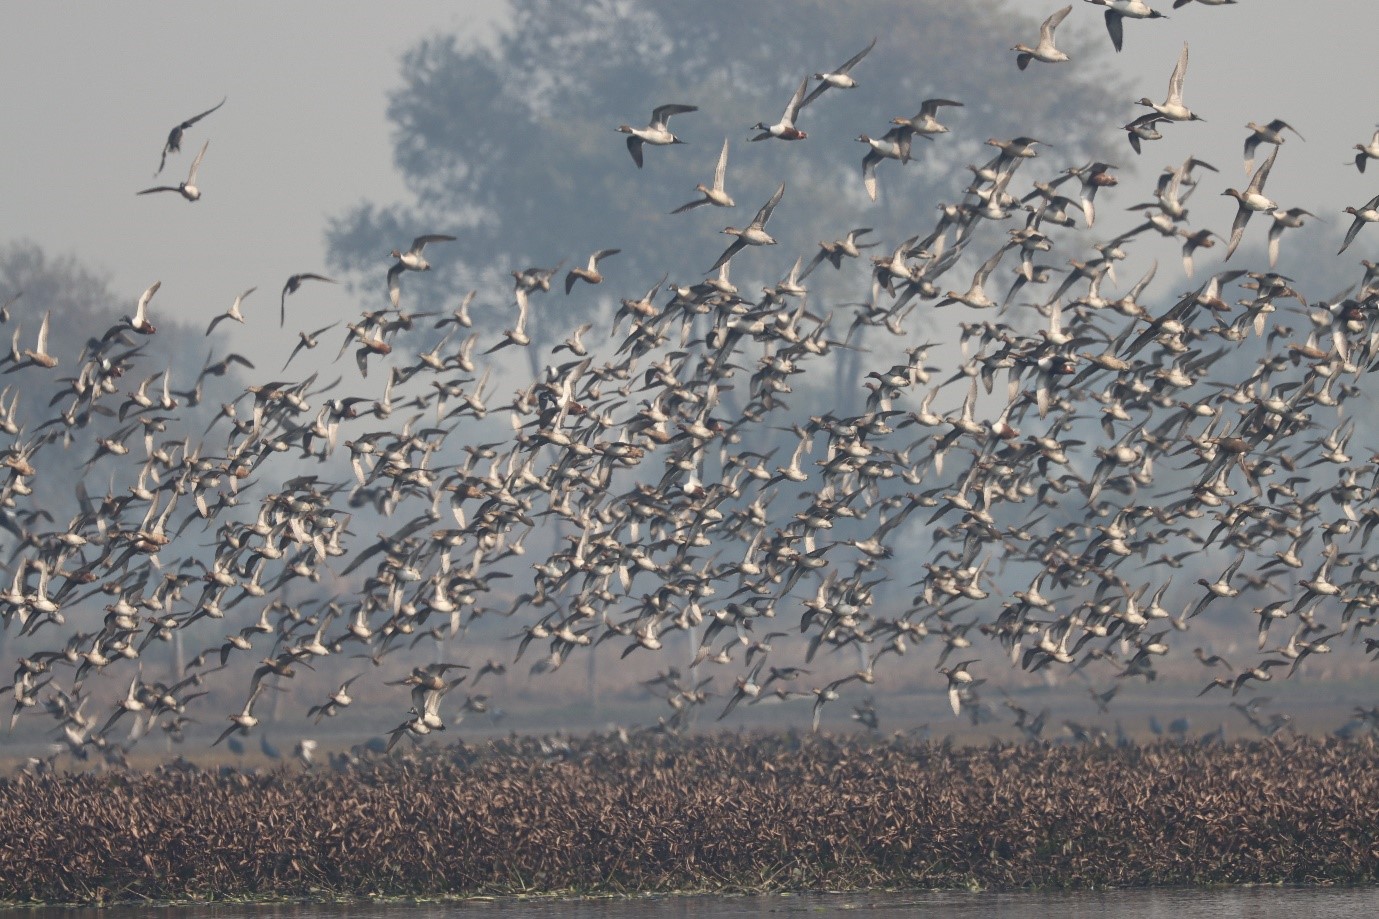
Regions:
[[1, 2, 505, 367], [2, 0, 1376, 372]]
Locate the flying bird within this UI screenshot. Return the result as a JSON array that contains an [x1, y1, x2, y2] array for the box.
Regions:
[[672, 138, 735, 213], [1243, 119, 1303, 175], [890, 98, 964, 136], [801, 36, 877, 108], [137, 139, 209, 201], [156, 95, 225, 175], [128, 281, 161, 334], [564, 248, 622, 294], [1085, 0, 1168, 53], [283, 321, 341, 370], [280, 273, 337, 327], [205, 287, 257, 337], [389, 233, 456, 272], [617, 103, 697, 168], [1351, 127, 1379, 173], [710, 182, 785, 272], [1339, 193, 1379, 256], [858, 127, 914, 202], [387, 234, 456, 306], [1136, 44, 1201, 123], [1013, 6, 1073, 70], [751, 76, 811, 141], [1222, 146, 1279, 260], [1266, 208, 1315, 267]]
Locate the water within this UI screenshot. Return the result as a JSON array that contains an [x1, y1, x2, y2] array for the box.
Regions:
[[7, 888, 1378, 919]]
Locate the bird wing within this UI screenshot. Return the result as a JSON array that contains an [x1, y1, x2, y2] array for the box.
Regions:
[[1104, 10, 1124, 53], [919, 97, 963, 118], [710, 238, 746, 273], [1340, 213, 1367, 255], [973, 242, 1010, 286], [136, 282, 161, 327], [1271, 118, 1303, 140], [651, 103, 697, 126], [861, 149, 881, 202], [412, 233, 457, 251], [387, 262, 405, 308], [186, 139, 209, 184], [1042, 6, 1073, 43], [1166, 43, 1189, 103], [712, 137, 730, 190], [835, 36, 877, 74], [755, 182, 787, 227], [783, 75, 810, 122], [1242, 134, 1261, 175], [233, 286, 257, 317], [35, 311, 50, 355], [181, 96, 227, 128], [1248, 145, 1278, 194], [1267, 220, 1284, 267], [1225, 204, 1252, 260]]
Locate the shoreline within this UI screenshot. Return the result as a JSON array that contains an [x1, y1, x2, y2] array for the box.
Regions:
[[3, 732, 1379, 906]]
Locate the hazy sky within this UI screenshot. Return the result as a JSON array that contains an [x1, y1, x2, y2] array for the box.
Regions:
[[1, 2, 506, 368], [3, 0, 1378, 371]]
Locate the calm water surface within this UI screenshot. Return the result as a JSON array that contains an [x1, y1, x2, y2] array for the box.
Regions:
[[8, 888, 1379, 919]]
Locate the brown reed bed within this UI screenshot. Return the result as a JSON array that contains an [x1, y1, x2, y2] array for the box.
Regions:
[[2, 732, 1379, 905]]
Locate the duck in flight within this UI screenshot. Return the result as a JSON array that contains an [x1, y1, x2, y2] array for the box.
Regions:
[[1013, 6, 1072, 70], [672, 138, 735, 213], [1243, 119, 1303, 175], [710, 182, 785, 272], [387, 234, 456, 306], [1222, 146, 1279, 260], [801, 37, 877, 108], [617, 103, 697, 168], [858, 127, 914, 202], [1339, 193, 1379, 256], [156, 96, 225, 176], [565, 248, 622, 294], [1136, 44, 1201, 123], [752, 76, 811, 141], [280, 273, 337, 327], [1085, 0, 1168, 53], [137, 140, 209, 201]]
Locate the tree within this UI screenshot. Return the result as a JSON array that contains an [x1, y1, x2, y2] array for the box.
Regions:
[[326, 0, 1125, 333]]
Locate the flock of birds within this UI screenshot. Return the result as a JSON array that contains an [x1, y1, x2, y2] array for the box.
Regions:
[[7, 0, 1379, 768]]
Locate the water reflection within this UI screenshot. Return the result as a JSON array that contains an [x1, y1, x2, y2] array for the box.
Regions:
[[9, 888, 1379, 919]]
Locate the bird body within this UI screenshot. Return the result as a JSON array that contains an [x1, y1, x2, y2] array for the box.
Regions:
[[280, 273, 337, 327], [137, 139, 209, 201], [1136, 44, 1200, 122], [1013, 6, 1072, 69], [1222, 146, 1280, 260], [1339, 194, 1379, 255], [751, 76, 810, 141], [618, 103, 697, 167], [1086, 0, 1168, 52], [710, 182, 785, 272], [801, 37, 876, 107], [157, 96, 225, 175], [672, 138, 735, 213]]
